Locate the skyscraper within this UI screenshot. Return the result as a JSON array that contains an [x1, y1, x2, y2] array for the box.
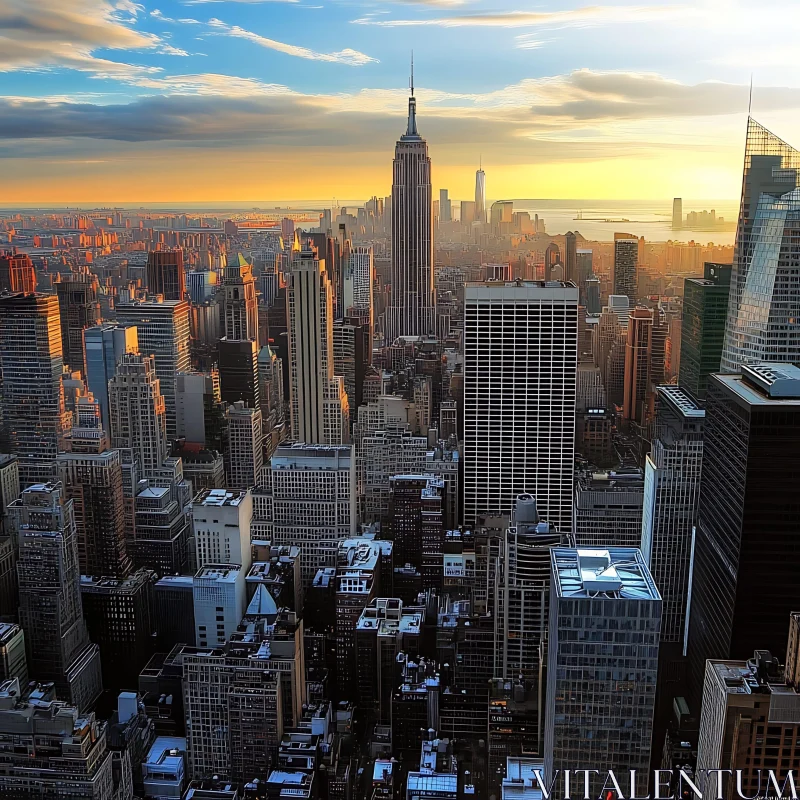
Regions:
[[224, 401, 263, 491], [622, 306, 654, 425], [439, 188, 452, 223], [475, 164, 486, 223], [388, 71, 435, 342], [613, 233, 638, 300], [146, 249, 185, 301], [544, 547, 661, 796], [116, 298, 191, 439], [564, 231, 577, 284], [84, 322, 139, 433], [680, 263, 731, 400], [641, 386, 704, 645], [287, 244, 349, 445], [10, 483, 102, 711], [672, 197, 683, 229], [0, 293, 70, 486], [463, 280, 578, 530], [218, 338, 260, 409], [55, 274, 101, 376], [686, 363, 800, 705], [108, 353, 169, 475], [721, 119, 800, 372], [221, 253, 259, 342], [268, 443, 356, 586]]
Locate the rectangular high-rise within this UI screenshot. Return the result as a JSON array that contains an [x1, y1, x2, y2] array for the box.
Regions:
[[0, 293, 70, 486], [146, 249, 185, 301], [613, 233, 638, 301], [686, 363, 800, 706], [84, 322, 139, 433], [287, 245, 349, 445], [680, 263, 731, 400], [0, 250, 36, 293], [116, 298, 191, 439], [642, 386, 704, 646], [544, 547, 661, 795], [10, 483, 102, 711], [622, 306, 653, 425], [55, 274, 101, 376], [463, 280, 578, 530], [269, 444, 356, 587]]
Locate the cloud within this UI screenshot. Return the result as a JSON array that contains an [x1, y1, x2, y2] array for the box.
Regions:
[[182, 0, 299, 4], [352, 4, 692, 27], [0, 0, 164, 76], [2, 70, 797, 152], [206, 18, 378, 64]]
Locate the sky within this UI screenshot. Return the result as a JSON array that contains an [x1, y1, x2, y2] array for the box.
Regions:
[[1, 0, 800, 204]]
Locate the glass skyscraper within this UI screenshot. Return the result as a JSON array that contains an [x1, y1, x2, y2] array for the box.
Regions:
[[721, 118, 800, 372], [679, 262, 731, 400]]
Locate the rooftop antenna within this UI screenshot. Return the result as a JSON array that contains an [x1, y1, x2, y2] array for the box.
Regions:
[[410, 51, 414, 97], [748, 73, 753, 117]]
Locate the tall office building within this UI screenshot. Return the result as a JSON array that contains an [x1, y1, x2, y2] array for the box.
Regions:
[[221, 254, 259, 342], [333, 318, 365, 415], [564, 231, 577, 284], [269, 444, 356, 586], [224, 401, 263, 491], [680, 263, 732, 400], [219, 338, 260, 409], [287, 245, 349, 444], [686, 363, 800, 705], [439, 188, 452, 223], [192, 488, 253, 572], [192, 564, 246, 649], [108, 353, 169, 475], [0, 624, 27, 685], [642, 387, 705, 645], [622, 306, 654, 425], [84, 322, 139, 433], [10, 483, 102, 711], [585, 274, 601, 314], [388, 74, 436, 342], [176, 370, 221, 447], [493, 495, 565, 681], [55, 274, 101, 376], [0, 250, 36, 293], [721, 119, 800, 372], [475, 165, 486, 223], [672, 197, 683, 229], [258, 345, 286, 458], [116, 298, 191, 439], [573, 469, 645, 548], [57, 409, 131, 579], [146, 249, 185, 301], [613, 233, 638, 301], [463, 280, 578, 530], [0, 293, 70, 486], [544, 547, 661, 796]]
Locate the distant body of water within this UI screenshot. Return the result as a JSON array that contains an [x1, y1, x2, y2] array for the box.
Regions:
[[511, 199, 739, 245]]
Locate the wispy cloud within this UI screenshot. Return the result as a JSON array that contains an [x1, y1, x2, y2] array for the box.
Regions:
[[207, 18, 378, 65], [182, 0, 299, 5], [352, 4, 693, 28]]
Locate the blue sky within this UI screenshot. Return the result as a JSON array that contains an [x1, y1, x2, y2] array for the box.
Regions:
[[2, 0, 800, 202]]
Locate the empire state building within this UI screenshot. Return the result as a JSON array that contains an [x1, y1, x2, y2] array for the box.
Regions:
[[388, 71, 435, 342]]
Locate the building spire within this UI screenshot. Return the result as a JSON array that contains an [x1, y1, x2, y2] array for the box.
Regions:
[[406, 52, 418, 137]]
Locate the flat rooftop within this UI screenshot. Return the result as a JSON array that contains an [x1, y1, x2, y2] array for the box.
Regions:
[[551, 547, 660, 601], [713, 364, 800, 407], [193, 488, 247, 507], [657, 385, 705, 418], [194, 564, 241, 582]]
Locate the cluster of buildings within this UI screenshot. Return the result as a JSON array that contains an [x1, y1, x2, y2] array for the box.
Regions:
[[0, 73, 800, 800]]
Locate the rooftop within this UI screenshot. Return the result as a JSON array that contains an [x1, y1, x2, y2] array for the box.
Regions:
[[713, 363, 800, 406], [193, 488, 248, 508], [657, 385, 705, 418], [194, 564, 241, 583], [551, 547, 660, 601]]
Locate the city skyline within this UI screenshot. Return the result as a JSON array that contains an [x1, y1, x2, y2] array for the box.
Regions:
[[3, 0, 800, 202]]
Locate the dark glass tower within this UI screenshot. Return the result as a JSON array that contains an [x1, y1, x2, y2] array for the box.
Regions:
[[388, 68, 435, 342], [679, 262, 731, 400], [686, 363, 800, 707], [146, 249, 186, 301]]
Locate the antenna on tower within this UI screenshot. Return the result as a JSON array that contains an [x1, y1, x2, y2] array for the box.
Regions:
[[410, 51, 414, 97], [748, 73, 753, 116]]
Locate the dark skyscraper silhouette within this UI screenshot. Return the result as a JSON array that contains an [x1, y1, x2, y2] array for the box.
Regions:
[[147, 249, 186, 301]]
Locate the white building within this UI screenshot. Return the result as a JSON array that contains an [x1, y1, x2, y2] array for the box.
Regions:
[[192, 489, 253, 572], [192, 564, 246, 649], [463, 280, 578, 530], [269, 444, 356, 587]]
